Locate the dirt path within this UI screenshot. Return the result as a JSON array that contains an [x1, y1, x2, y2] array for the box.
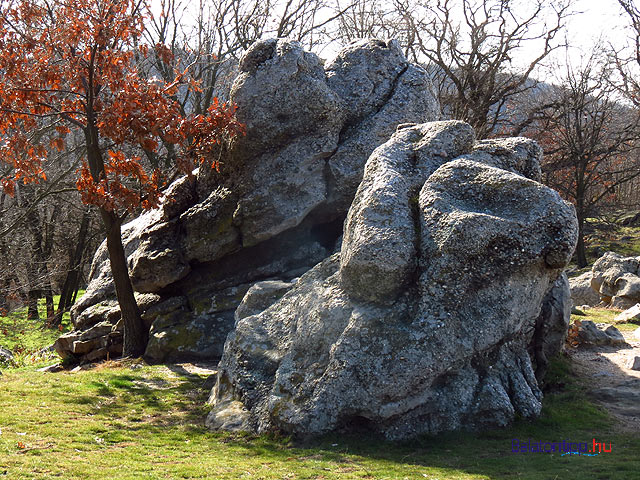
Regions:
[[569, 329, 640, 432]]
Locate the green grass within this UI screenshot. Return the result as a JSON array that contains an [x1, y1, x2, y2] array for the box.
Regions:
[[0, 355, 638, 479], [0, 293, 82, 368], [1, 281, 638, 478], [572, 307, 639, 332], [583, 222, 640, 265]]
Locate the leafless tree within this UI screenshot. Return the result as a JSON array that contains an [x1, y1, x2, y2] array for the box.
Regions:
[[524, 52, 640, 267], [379, 0, 572, 139]]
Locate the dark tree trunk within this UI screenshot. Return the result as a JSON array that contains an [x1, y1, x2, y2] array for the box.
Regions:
[[576, 215, 588, 268], [44, 279, 54, 320], [100, 208, 147, 357], [85, 91, 146, 356], [23, 188, 48, 321], [27, 289, 40, 320], [56, 208, 91, 320]]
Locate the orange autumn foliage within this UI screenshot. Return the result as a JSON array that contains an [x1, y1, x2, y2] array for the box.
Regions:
[[0, 0, 243, 213]]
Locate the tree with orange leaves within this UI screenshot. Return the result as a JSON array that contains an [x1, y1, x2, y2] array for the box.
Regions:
[[0, 0, 243, 356]]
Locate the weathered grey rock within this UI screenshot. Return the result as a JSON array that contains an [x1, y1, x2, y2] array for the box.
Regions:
[[614, 303, 640, 323], [325, 63, 440, 214], [179, 186, 241, 264], [128, 220, 190, 293], [231, 39, 345, 160], [54, 320, 124, 361], [325, 39, 407, 124], [531, 274, 572, 380], [70, 211, 159, 320], [144, 283, 252, 362], [569, 271, 601, 307], [234, 280, 296, 321], [591, 252, 640, 308], [207, 123, 578, 439], [340, 121, 475, 303], [629, 356, 640, 371], [468, 137, 543, 182], [577, 321, 627, 346], [68, 38, 440, 363], [235, 135, 336, 247], [37, 363, 64, 373]]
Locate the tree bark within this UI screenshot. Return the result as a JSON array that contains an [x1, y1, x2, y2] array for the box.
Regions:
[[99, 208, 147, 357], [55, 208, 91, 320], [576, 216, 588, 268], [84, 88, 148, 356]]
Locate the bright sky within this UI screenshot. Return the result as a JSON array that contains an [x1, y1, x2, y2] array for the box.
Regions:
[[560, 0, 631, 60], [149, 0, 637, 76]]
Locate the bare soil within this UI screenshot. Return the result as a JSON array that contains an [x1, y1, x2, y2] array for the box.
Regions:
[[569, 329, 640, 432]]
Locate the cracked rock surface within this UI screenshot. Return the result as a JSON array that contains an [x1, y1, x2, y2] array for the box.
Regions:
[[207, 121, 578, 439], [62, 38, 439, 363]]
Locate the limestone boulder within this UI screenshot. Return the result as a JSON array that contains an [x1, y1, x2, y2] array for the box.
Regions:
[[577, 321, 627, 347], [531, 273, 572, 380], [614, 304, 640, 324], [207, 122, 578, 439], [0, 346, 13, 365], [569, 271, 601, 307], [591, 252, 640, 309], [234, 280, 296, 321], [67, 38, 440, 363]]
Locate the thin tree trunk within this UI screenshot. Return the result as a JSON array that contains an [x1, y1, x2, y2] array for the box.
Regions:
[[56, 208, 91, 318], [44, 275, 54, 320], [576, 216, 588, 268], [85, 89, 146, 356], [27, 288, 40, 320], [99, 208, 147, 357]]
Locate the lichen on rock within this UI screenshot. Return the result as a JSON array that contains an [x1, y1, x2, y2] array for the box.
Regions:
[[207, 121, 578, 440]]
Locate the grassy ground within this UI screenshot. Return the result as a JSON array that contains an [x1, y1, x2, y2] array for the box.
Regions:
[[0, 355, 638, 479], [580, 220, 640, 268], [2, 229, 639, 479], [571, 307, 638, 332], [0, 294, 78, 368]]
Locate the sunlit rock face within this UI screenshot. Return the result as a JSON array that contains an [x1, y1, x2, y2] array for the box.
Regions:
[[62, 38, 440, 363], [206, 121, 578, 440], [590, 251, 640, 309]]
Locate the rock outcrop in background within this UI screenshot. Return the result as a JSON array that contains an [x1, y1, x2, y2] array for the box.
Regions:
[[568, 251, 640, 310], [55, 39, 439, 363], [590, 252, 640, 309], [207, 121, 578, 440]]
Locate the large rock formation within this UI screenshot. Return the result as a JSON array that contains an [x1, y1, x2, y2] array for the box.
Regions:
[[206, 121, 578, 439], [590, 252, 640, 309], [57, 38, 440, 363]]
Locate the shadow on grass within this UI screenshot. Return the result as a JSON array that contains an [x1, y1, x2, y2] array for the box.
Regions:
[[57, 353, 640, 479], [213, 354, 640, 480]]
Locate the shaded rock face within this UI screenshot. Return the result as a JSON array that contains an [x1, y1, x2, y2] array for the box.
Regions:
[[591, 252, 640, 309], [207, 121, 578, 440], [64, 38, 440, 363], [531, 273, 572, 381]]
